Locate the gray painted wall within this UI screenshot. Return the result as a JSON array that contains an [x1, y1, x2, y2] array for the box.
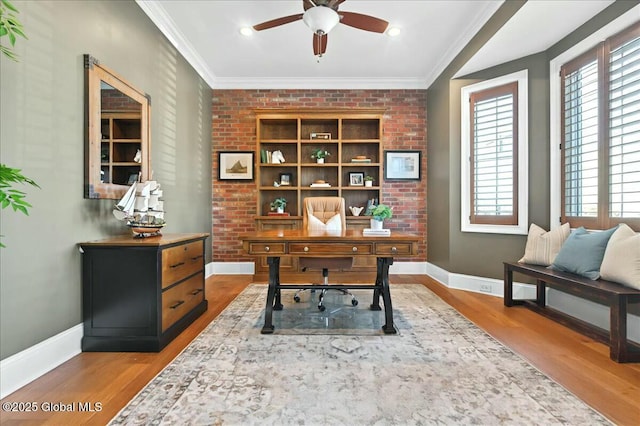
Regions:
[[426, 1, 636, 280], [0, 0, 212, 359]]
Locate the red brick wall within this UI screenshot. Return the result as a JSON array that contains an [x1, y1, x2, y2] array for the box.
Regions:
[[212, 89, 427, 262]]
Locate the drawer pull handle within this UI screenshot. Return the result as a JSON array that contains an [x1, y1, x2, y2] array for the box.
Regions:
[[169, 300, 185, 309], [304, 246, 309, 252], [264, 246, 270, 252], [352, 247, 358, 252], [190, 289, 203, 296], [191, 255, 203, 261], [391, 247, 398, 253]]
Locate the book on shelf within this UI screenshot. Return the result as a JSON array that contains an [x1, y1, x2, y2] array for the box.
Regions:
[[310, 183, 331, 187], [351, 158, 372, 163], [268, 212, 290, 216], [363, 228, 391, 236]]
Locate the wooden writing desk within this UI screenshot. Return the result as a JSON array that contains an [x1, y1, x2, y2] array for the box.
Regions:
[[241, 229, 420, 334]]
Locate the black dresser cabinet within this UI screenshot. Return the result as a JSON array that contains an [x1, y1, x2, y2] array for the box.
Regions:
[[79, 233, 208, 352]]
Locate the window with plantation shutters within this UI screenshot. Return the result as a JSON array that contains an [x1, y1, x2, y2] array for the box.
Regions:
[[560, 22, 640, 230], [470, 82, 518, 225], [461, 70, 528, 235]]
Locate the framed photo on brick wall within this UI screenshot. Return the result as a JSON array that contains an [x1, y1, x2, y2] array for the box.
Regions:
[[384, 150, 421, 181], [218, 151, 254, 181]]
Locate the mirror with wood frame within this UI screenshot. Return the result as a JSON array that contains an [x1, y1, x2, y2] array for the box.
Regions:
[[84, 54, 151, 199]]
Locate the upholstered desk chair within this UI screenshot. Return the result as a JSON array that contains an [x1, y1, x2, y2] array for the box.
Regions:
[[295, 197, 358, 311]]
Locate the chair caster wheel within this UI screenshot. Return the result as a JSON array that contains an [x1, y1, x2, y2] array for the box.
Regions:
[[318, 305, 326, 312], [352, 299, 358, 306], [293, 295, 301, 303]]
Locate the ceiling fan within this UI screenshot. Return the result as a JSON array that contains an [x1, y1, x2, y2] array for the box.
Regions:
[[252, 0, 389, 58]]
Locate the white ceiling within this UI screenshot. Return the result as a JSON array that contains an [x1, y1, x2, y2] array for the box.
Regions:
[[136, 0, 618, 90]]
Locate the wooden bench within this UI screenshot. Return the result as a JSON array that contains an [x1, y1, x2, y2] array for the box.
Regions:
[[503, 261, 640, 363]]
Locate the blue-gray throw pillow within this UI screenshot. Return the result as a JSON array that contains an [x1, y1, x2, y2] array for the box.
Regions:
[[551, 226, 618, 280]]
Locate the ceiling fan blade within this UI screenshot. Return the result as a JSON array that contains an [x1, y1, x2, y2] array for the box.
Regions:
[[253, 13, 303, 31], [339, 11, 389, 33], [313, 33, 328, 56]]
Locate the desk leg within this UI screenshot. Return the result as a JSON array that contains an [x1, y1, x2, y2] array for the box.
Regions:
[[377, 257, 397, 334], [370, 258, 383, 311], [261, 256, 280, 334]]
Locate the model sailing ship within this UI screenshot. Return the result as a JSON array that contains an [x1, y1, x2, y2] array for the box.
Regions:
[[113, 179, 165, 237]]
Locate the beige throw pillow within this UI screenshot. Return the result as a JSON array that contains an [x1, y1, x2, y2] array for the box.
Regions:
[[519, 223, 570, 266], [600, 224, 640, 289]]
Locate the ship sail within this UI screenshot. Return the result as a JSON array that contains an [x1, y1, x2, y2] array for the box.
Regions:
[[113, 182, 137, 220]]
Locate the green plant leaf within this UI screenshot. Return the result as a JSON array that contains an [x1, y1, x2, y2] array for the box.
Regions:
[[2, 0, 19, 13]]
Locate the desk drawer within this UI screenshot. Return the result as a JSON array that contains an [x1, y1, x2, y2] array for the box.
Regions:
[[248, 242, 286, 255], [376, 243, 414, 256], [162, 241, 204, 289], [290, 243, 372, 255], [162, 273, 204, 331]]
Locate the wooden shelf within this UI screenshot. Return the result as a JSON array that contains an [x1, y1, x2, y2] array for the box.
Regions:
[[256, 109, 383, 218]]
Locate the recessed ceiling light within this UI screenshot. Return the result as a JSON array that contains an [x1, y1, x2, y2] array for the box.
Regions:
[[386, 27, 401, 37], [240, 27, 253, 36]]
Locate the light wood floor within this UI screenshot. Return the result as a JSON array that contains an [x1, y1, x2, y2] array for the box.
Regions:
[[1, 275, 639, 425]]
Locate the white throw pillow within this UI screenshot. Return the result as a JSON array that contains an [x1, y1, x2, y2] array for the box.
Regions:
[[600, 224, 640, 289], [519, 223, 570, 266], [307, 213, 342, 231]]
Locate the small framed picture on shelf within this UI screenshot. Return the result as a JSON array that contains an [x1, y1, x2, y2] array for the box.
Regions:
[[384, 150, 421, 181], [279, 173, 292, 186], [218, 151, 254, 181], [349, 172, 364, 186], [310, 132, 331, 140]]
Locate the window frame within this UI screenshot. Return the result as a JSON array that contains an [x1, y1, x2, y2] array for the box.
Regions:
[[558, 22, 640, 231], [461, 70, 529, 235]]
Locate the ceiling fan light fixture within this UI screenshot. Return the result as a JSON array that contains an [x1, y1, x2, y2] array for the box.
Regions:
[[303, 6, 340, 35], [386, 26, 401, 37]]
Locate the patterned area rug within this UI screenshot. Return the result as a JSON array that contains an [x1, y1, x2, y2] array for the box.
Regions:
[[110, 284, 609, 425]]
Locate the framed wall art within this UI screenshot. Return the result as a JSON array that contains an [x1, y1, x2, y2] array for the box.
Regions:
[[384, 150, 421, 181], [218, 151, 254, 181]]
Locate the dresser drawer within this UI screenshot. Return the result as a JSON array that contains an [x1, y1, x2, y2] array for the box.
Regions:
[[248, 242, 286, 255], [290, 243, 372, 255], [162, 241, 204, 288], [162, 272, 204, 332], [375, 243, 414, 256]]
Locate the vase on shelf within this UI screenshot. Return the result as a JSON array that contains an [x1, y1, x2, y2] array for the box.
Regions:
[[365, 180, 373, 187], [317, 158, 324, 164], [370, 219, 384, 230]]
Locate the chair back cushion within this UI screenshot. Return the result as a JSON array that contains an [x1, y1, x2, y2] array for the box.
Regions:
[[303, 197, 346, 230]]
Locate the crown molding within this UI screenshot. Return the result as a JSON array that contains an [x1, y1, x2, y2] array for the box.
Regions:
[[136, 0, 217, 88], [211, 77, 429, 90]]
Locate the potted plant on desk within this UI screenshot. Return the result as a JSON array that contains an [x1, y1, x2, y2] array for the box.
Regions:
[[270, 197, 287, 214], [370, 204, 392, 230]]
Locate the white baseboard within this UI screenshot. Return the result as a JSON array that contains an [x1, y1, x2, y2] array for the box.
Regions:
[[426, 262, 536, 299], [209, 261, 428, 276], [0, 324, 83, 399]]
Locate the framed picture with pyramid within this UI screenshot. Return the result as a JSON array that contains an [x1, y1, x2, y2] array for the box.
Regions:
[[218, 151, 254, 181]]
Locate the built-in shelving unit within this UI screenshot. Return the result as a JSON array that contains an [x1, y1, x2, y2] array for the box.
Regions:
[[254, 109, 385, 278]]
